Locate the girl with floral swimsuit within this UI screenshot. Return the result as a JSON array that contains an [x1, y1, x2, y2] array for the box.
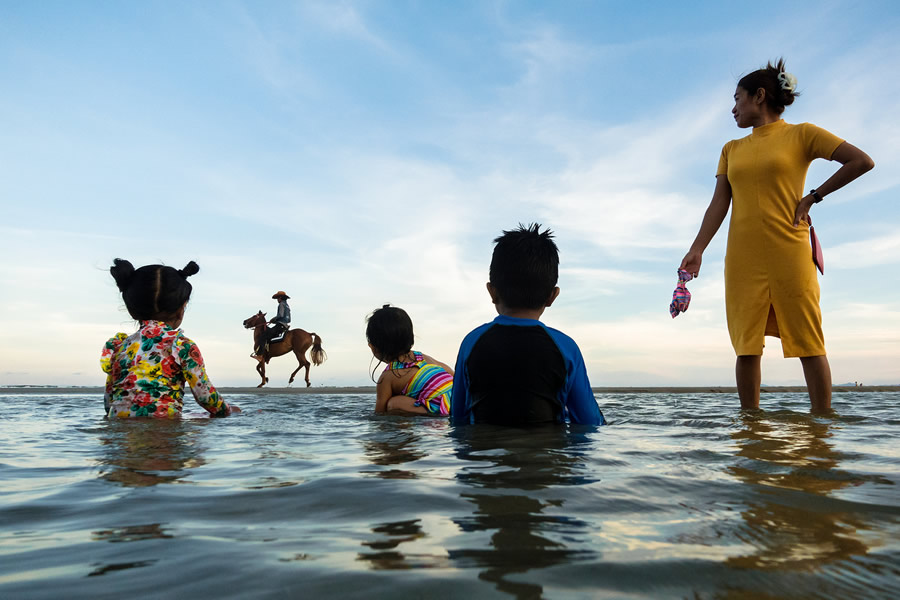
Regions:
[[101, 259, 239, 419], [366, 305, 454, 416]]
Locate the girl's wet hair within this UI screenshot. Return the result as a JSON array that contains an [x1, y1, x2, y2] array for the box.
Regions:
[[366, 304, 414, 362], [737, 58, 798, 115], [110, 258, 199, 321]]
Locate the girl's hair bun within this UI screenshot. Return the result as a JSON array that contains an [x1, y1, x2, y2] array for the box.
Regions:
[[110, 259, 198, 321], [110, 258, 136, 292], [178, 261, 200, 278]]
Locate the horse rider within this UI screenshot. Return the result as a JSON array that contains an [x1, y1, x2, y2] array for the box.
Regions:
[[255, 291, 291, 357]]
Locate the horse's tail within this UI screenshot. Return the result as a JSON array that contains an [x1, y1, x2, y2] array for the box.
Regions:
[[309, 333, 327, 366]]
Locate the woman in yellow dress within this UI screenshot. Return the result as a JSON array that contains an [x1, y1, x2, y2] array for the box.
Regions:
[[680, 59, 874, 413]]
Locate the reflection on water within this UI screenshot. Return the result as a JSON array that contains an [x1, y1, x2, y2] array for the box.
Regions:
[[96, 420, 205, 487], [87, 422, 203, 578], [360, 420, 428, 480], [358, 519, 428, 569], [86, 560, 157, 577], [727, 412, 870, 571], [448, 426, 598, 599], [91, 523, 173, 543], [1, 392, 898, 599], [357, 419, 452, 570]]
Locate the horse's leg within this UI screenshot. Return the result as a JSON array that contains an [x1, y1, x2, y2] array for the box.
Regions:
[[292, 352, 311, 387], [291, 333, 313, 387], [288, 347, 310, 386], [289, 360, 304, 386], [281, 336, 299, 386], [256, 358, 267, 388]]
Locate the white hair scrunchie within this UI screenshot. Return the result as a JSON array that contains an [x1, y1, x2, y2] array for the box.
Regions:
[[777, 71, 798, 93]]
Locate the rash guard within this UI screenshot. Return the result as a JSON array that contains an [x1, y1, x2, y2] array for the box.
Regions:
[[451, 315, 605, 426]]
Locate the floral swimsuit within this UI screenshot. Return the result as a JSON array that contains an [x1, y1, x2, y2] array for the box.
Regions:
[[101, 320, 231, 418]]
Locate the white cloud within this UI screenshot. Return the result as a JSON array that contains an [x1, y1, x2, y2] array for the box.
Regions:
[[828, 232, 900, 268], [2, 2, 899, 388], [296, 1, 394, 55], [502, 25, 597, 90]]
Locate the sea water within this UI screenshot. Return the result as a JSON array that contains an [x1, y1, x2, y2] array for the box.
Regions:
[[1, 391, 898, 599]]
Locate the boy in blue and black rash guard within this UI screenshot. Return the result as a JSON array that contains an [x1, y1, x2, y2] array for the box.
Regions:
[[451, 223, 606, 426]]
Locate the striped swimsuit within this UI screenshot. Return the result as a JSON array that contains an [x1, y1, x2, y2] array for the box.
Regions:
[[385, 351, 453, 416]]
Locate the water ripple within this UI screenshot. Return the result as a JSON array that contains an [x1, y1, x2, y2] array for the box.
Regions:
[[1, 391, 898, 599]]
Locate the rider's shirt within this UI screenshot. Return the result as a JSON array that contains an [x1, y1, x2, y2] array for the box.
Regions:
[[101, 320, 232, 418], [272, 300, 291, 326]]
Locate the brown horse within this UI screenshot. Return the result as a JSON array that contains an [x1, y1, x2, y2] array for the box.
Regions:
[[242, 311, 326, 388]]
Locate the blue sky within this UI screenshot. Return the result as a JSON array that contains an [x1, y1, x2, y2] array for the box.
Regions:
[[1, 0, 898, 387]]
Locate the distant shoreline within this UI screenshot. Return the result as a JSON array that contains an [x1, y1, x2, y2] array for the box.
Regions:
[[1, 385, 898, 395]]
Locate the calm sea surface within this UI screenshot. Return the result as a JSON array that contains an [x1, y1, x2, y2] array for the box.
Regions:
[[1, 391, 899, 599]]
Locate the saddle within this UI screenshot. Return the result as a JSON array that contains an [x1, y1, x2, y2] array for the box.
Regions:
[[268, 325, 288, 344], [254, 325, 289, 361]]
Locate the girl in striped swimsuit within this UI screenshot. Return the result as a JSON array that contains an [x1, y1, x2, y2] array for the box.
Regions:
[[366, 305, 453, 416]]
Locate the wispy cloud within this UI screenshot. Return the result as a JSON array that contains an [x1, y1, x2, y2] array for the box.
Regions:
[[1, 1, 898, 387], [829, 233, 900, 267], [296, 1, 395, 55]]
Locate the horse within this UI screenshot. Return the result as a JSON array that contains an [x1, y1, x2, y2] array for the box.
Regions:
[[242, 311, 326, 388]]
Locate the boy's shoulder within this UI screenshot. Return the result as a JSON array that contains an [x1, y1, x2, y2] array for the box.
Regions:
[[462, 318, 499, 339], [462, 315, 581, 351], [550, 323, 580, 342], [532, 320, 582, 356]]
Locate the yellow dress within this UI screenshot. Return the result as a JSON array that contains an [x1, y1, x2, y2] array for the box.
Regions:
[[718, 120, 843, 357]]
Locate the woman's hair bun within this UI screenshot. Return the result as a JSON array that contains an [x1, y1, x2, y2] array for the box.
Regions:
[[178, 261, 200, 278], [737, 57, 797, 115], [110, 258, 136, 292]]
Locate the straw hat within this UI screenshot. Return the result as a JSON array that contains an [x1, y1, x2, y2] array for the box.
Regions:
[[272, 291, 291, 300]]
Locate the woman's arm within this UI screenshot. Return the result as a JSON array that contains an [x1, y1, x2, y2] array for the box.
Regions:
[[793, 141, 875, 226], [680, 175, 733, 276]]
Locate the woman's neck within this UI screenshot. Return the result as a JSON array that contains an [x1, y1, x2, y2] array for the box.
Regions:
[[751, 112, 781, 128]]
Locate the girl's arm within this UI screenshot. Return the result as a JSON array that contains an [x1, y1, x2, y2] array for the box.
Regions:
[[178, 339, 238, 416], [792, 141, 875, 226], [100, 333, 127, 415], [680, 175, 733, 276], [374, 374, 393, 413]]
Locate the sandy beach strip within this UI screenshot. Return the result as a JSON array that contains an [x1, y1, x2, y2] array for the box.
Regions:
[[2, 385, 897, 395]]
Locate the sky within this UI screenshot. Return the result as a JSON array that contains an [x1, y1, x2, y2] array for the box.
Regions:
[[1, 0, 898, 388]]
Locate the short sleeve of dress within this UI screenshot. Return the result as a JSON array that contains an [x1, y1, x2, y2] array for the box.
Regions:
[[716, 142, 731, 177], [174, 334, 231, 417], [799, 123, 844, 162]]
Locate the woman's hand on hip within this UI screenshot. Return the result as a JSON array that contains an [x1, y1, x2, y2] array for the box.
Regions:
[[680, 251, 703, 277], [793, 195, 815, 227]]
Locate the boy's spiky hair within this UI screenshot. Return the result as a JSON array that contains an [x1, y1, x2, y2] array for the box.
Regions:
[[489, 223, 559, 310]]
